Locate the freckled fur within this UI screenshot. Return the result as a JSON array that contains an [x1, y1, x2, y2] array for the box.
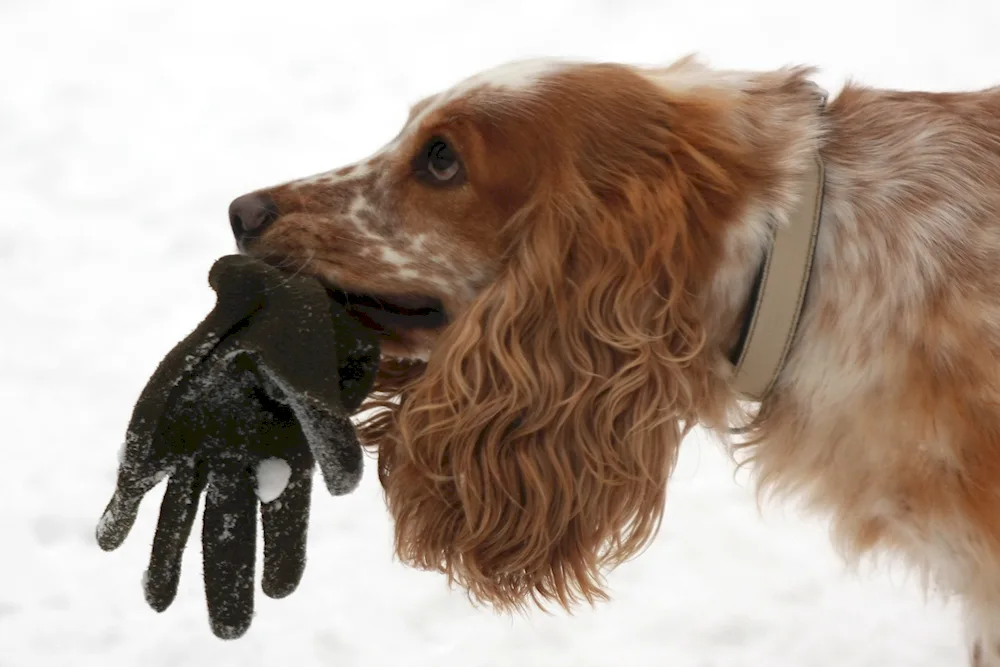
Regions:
[[240, 56, 1000, 664]]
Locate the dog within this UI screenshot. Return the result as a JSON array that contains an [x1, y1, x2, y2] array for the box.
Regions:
[[230, 56, 1000, 665]]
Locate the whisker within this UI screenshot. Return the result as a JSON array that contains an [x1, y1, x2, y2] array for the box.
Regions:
[[261, 250, 314, 294]]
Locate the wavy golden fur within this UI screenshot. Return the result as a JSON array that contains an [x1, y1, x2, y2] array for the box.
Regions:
[[237, 56, 1000, 664], [346, 64, 766, 609]]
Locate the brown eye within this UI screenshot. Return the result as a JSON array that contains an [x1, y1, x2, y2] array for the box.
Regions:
[[416, 137, 463, 184]]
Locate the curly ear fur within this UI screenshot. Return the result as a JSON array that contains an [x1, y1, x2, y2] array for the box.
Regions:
[[358, 67, 759, 611]]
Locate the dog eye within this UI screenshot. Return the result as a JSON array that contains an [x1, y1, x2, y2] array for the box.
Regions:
[[416, 137, 463, 184]]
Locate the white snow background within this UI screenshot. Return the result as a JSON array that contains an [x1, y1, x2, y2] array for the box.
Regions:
[[3, 0, 998, 664]]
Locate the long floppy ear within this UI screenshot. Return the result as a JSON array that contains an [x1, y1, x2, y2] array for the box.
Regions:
[[376, 69, 757, 611]]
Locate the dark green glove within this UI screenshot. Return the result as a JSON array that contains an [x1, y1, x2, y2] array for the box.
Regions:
[[96, 255, 380, 639]]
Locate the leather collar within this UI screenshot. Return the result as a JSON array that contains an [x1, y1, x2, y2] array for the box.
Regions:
[[729, 154, 826, 401]]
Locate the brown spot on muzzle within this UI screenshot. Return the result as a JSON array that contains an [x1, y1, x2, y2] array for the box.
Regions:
[[243, 165, 389, 268], [267, 166, 382, 220]]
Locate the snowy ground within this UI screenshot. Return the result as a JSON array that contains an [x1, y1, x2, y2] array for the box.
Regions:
[[4, 0, 998, 664]]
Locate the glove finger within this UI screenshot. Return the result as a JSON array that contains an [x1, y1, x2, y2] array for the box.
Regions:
[[259, 457, 313, 599], [309, 408, 364, 496], [115, 446, 170, 497], [254, 361, 364, 498], [299, 400, 364, 496], [96, 459, 174, 551], [97, 441, 178, 550], [95, 490, 143, 551], [202, 465, 258, 640], [143, 457, 206, 612]]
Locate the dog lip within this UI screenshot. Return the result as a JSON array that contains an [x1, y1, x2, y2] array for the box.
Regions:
[[325, 288, 448, 330]]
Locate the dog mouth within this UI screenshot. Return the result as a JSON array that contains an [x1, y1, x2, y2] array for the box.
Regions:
[[247, 251, 447, 337], [326, 288, 448, 333]]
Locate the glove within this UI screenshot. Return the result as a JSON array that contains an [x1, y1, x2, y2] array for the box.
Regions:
[[95, 255, 380, 639]]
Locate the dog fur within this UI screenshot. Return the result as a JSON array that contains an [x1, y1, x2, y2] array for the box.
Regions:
[[239, 56, 1000, 665]]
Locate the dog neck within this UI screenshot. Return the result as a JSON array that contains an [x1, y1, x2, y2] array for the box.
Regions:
[[728, 152, 827, 401], [658, 69, 832, 405], [644, 61, 832, 403]]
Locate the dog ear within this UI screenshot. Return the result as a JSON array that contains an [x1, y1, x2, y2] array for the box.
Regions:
[[370, 65, 756, 611]]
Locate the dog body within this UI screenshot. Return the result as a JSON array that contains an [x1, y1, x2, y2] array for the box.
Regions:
[[232, 57, 1000, 664]]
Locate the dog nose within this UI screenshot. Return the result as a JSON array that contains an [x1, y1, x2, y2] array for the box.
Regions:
[[229, 192, 279, 246]]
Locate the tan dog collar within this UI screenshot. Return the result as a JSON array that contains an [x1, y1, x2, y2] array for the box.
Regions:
[[729, 154, 826, 402]]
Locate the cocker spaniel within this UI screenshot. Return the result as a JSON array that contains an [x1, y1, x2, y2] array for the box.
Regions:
[[229, 56, 1000, 665]]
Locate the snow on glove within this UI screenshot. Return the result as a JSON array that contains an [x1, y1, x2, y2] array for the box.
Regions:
[[95, 254, 380, 639]]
